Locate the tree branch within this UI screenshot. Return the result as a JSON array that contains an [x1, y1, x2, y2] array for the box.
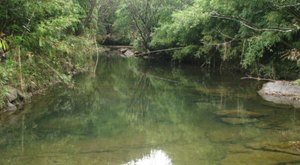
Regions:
[[274, 3, 300, 8], [241, 75, 276, 82], [210, 12, 298, 33], [136, 47, 183, 56]]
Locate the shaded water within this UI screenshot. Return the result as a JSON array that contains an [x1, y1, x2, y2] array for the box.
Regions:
[[0, 55, 300, 164]]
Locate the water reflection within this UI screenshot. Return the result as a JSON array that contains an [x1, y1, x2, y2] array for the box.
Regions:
[[0, 55, 299, 164]]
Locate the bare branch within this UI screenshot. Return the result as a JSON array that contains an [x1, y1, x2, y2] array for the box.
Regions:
[[136, 47, 184, 56], [241, 75, 276, 82], [274, 3, 300, 8]]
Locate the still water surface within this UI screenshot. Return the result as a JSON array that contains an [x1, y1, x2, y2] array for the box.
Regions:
[[0, 55, 300, 165]]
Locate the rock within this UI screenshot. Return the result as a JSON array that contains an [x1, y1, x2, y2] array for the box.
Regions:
[[245, 141, 300, 156], [123, 50, 135, 57], [214, 110, 266, 118], [5, 86, 18, 102], [221, 117, 258, 125], [17, 90, 25, 100], [5, 102, 17, 112], [14, 100, 25, 110], [2, 86, 27, 112], [205, 130, 242, 143], [258, 81, 300, 108], [120, 48, 128, 53], [120, 54, 126, 58]]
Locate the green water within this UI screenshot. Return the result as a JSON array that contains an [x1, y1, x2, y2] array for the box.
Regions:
[[0, 56, 300, 165]]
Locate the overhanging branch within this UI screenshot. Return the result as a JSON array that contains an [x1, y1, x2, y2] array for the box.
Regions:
[[274, 3, 300, 8], [210, 11, 298, 33]]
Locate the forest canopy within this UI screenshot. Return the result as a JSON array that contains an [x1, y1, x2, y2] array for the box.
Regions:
[[0, 0, 299, 107]]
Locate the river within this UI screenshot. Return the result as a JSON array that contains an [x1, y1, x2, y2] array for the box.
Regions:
[[0, 55, 300, 164]]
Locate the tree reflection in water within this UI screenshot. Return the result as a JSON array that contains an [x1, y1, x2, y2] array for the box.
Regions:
[[0, 55, 300, 164]]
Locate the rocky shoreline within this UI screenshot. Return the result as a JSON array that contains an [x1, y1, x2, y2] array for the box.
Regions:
[[1, 81, 59, 113], [3, 86, 27, 112], [0, 67, 88, 113]]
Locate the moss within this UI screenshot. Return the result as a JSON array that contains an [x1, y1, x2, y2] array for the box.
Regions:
[[295, 79, 300, 86]]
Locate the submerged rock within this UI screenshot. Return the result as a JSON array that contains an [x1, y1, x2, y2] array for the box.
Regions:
[[221, 117, 258, 125], [258, 81, 300, 108], [215, 110, 265, 118], [205, 130, 243, 143], [245, 141, 300, 156]]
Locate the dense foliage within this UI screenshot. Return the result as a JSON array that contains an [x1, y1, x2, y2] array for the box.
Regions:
[[151, 0, 300, 77], [100, 0, 300, 78], [112, 0, 192, 49], [0, 0, 105, 107], [0, 0, 299, 108]]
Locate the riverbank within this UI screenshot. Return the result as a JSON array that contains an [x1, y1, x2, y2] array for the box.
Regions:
[[0, 45, 103, 113], [1, 47, 299, 114], [1, 68, 83, 113]]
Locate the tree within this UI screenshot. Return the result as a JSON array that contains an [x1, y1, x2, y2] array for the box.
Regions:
[[113, 0, 192, 50], [0, 0, 98, 93], [151, 0, 300, 76]]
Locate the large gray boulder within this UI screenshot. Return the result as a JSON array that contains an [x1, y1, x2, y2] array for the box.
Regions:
[[258, 81, 300, 108]]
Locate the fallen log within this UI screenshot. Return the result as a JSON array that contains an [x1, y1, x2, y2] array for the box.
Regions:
[[241, 75, 276, 82], [136, 47, 183, 56], [104, 45, 134, 49]]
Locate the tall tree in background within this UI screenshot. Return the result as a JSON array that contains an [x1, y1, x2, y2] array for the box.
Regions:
[[98, 0, 120, 38], [116, 0, 162, 50], [114, 0, 192, 50]]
